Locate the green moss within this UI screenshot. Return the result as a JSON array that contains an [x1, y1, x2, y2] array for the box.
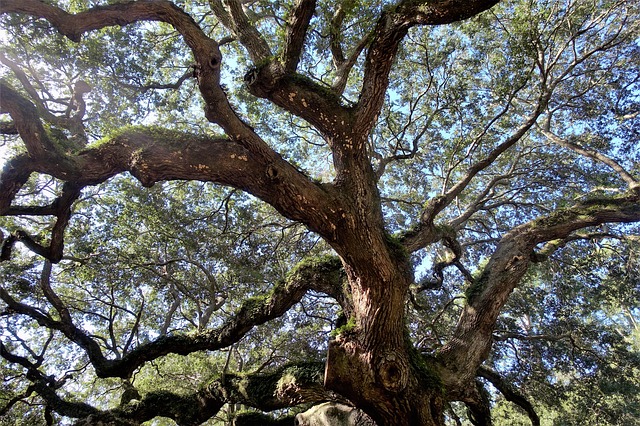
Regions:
[[286, 254, 341, 282], [406, 335, 444, 395], [384, 232, 409, 262], [240, 294, 270, 316], [463, 276, 486, 304], [277, 361, 323, 388], [85, 125, 214, 151], [331, 315, 357, 337]]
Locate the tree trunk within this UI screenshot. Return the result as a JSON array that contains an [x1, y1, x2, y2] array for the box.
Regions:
[[324, 239, 447, 426]]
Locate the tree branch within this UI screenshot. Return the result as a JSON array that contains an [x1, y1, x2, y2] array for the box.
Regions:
[[0, 341, 99, 420], [401, 86, 545, 253], [539, 127, 639, 191], [0, 81, 67, 160], [282, 0, 316, 73], [1, 182, 82, 262], [69, 361, 328, 425], [396, 0, 501, 26], [354, 0, 500, 136], [439, 191, 640, 386], [1, 256, 344, 379], [478, 366, 540, 426]]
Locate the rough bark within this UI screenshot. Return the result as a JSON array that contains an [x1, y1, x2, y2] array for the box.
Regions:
[[1, 1, 638, 425]]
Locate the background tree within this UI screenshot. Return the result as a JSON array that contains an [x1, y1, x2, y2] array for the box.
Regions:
[[1, 0, 639, 425]]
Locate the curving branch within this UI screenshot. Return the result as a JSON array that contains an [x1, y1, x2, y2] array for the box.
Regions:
[[2, 333, 326, 426], [325, 1, 372, 96], [1, 256, 344, 379], [0, 341, 98, 420], [1, 183, 81, 263], [1, 81, 342, 239], [395, 0, 501, 25], [401, 81, 543, 253], [478, 366, 540, 426], [73, 361, 327, 425], [0, 0, 267, 156], [0, 81, 66, 160], [539, 128, 639, 191], [0, 0, 214, 51], [353, 0, 500, 136], [439, 191, 640, 387]]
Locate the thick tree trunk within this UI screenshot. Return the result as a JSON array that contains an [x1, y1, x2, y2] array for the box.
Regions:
[[326, 337, 446, 426], [323, 238, 446, 426]]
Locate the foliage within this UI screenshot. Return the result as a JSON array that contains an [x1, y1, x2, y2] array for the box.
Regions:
[[1, 0, 639, 425]]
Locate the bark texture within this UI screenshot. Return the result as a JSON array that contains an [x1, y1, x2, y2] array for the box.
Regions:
[[1, 1, 638, 425]]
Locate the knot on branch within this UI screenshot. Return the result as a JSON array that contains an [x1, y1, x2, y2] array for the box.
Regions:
[[376, 351, 409, 393]]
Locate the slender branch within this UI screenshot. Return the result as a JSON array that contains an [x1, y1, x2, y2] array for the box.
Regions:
[[1, 256, 343, 379], [539, 128, 639, 191], [0, 341, 99, 419], [1, 182, 82, 262], [531, 231, 617, 262], [478, 366, 540, 426], [492, 332, 571, 342], [0, 53, 60, 124], [401, 89, 547, 253], [329, 1, 348, 68]]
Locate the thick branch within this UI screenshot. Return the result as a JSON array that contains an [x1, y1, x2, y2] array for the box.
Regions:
[[0, 0, 213, 51], [283, 0, 316, 73], [0, 81, 66, 160], [439, 192, 640, 386], [0, 154, 33, 215], [71, 361, 328, 425], [395, 0, 501, 26], [243, 61, 353, 141], [209, 0, 272, 63]]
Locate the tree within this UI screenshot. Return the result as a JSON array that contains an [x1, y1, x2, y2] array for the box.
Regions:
[[0, 0, 639, 424]]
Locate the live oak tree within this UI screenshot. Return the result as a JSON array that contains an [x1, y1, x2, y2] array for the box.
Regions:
[[0, 0, 639, 425]]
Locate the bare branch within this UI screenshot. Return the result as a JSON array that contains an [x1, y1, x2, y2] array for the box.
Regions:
[[539, 128, 639, 191], [283, 0, 316, 73], [478, 366, 540, 426]]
